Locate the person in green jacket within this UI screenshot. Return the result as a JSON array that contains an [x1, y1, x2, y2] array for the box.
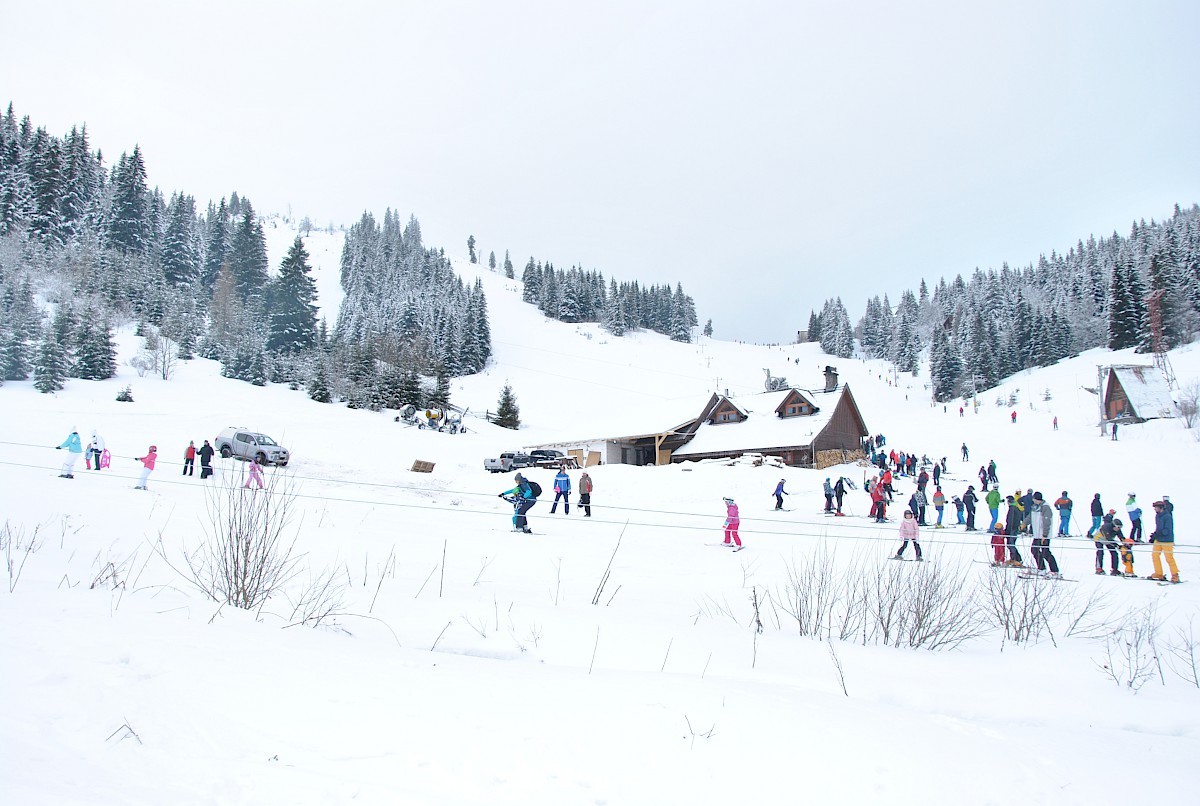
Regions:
[[985, 487, 1002, 532]]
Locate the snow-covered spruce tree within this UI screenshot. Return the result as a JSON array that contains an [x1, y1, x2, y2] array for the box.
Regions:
[[0, 325, 31, 381], [307, 359, 332, 403], [891, 290, 921, 373], [503, 250, 514, 279], [467, 235, 476, 263], [160, 192, 198, 288], [266, 236, 319, 355], [929, 326, 961, 401], [494, 382, 520, 429], [26, 126, 65, 245], [227, 206, 269, 303], [702, 318, 713, 337], [428, 367, 451, 410], [105, 145, 152, 255], [73, 318, 117, 380], [34, 327, 68, 392], [488, 250, 496, 271]]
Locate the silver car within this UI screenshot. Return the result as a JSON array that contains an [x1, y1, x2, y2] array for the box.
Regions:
[[215, 427, 290, 466]]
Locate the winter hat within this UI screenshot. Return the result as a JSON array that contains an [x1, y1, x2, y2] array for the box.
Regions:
[[514, 473, 524, 481], [149, 445, 157, 451], [1033, 492, 1044, 501], [1108, 508, 1116, 515], [1062, 491, 1068, 497], [1153, 500, 1165, 508], [724, 497, 734, 504]]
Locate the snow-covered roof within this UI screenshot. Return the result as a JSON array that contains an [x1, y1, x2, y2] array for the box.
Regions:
[[673, 387, 843, 457], [1108, 365, 1175, 419]]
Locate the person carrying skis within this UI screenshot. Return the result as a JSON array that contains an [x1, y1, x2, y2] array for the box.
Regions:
[[245, 455, 265, 489], [1147, 500, 1180, 582], [821, 478, 833, 512], [56, 427, 83, 478], [1086, 493, 1103, 537], [183, 441, 196, 476], [1028, 492, 1060, 577], [1054, 491, 1073, 536], [893, 510, 923, 561], [500, 472, 537, 534], [134, 445, 157, 490], [773, 478, 790, 511], [722, 497, 743, 549], [550, 467, 571, 514], [833, 477, 847, 515], [198, 439, 215, 480], [1125, 493, 1143, 542], [962, 485, 978, 531], [578, 471, 593, 517]]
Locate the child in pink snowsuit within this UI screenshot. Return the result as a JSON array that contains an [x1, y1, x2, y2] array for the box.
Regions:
[[722, 497, 742, 548], [135, 445, 157, 490], [893, 510, 923, 560], [245, 456, 264, 489]]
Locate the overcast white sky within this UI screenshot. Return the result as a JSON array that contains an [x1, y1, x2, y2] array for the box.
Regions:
[[5, 1, 1199, 342]]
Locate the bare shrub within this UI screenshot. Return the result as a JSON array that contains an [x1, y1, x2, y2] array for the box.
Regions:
[[893, 557, 987, 650], [285, 566, 348, 630], [162, 472, 302, 610], [777, 540, 844, 637], [981, 567, 1066, 644], [774, 548, 986, 651], [1165, 615, 1200, 688], [1095, 601, 1164, 691], [1177, 380, 1200, 428], [2, 521, 42, 593]]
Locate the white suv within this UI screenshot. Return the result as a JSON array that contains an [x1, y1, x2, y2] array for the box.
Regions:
[[215, 427, 290, 466]]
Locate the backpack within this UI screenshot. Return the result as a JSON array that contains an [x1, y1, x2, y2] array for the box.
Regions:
[[527, 480, 542, 499]]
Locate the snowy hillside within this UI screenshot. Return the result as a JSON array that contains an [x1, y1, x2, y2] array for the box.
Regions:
[[2, 222, 1199, 805]]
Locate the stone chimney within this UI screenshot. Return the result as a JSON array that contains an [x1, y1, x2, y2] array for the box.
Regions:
[[824, 366, 838, 392]]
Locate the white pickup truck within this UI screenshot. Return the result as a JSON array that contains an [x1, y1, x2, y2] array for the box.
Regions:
[[484, 452, 534, 473]]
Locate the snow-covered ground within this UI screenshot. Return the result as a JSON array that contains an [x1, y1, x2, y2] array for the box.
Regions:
[[2, 225, 1199, 805]]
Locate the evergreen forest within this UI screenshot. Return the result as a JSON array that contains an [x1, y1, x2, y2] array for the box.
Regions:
[[807, 207, 1200, 401]]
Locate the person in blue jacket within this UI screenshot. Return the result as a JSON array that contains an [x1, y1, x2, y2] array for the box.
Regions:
[[56, 427, 83, 478], [500, 473, 537, 533], [550, 467, 571, 514], [774, 479, 789, 510]]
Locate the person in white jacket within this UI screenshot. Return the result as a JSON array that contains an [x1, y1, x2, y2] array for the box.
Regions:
[[88, 431, 105, 471]]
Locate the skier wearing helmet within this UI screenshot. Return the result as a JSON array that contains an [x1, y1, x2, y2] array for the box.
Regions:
[[722, 497, 742, 550], [774, 479, 789, 511]]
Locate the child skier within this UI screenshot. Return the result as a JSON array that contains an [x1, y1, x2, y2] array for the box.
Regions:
[[134, 445, 157, 490], [245, 456, 264, 489], [893, 510, 923, 561], [1115, 518, 1135, 577], [722, 497, 743, 550], [775, 478, 790, 511]]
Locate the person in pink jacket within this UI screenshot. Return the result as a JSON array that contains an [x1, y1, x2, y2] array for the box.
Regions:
[[245, 456, 265, 489], [134, 445, 157, 490], [722, 497, 743, 549], [893, 509, 923, 560]]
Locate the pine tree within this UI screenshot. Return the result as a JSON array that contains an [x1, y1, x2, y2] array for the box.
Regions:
[[228, 207, 269, 302], [488, 250, 496, 271], [1, 326, 31, 380], [702, 318, 713, 337], [267, 236, 319, 354], [160, 193, 198, 287], [106, 146, 151, 254], [467, 235, 477, 263], [74, 319, 117, 380], [307, 359, 332, 403], [503, 250, 514, 279], [34, 328, 68, 392], [494, 382, 520, 429], [428, 366, 451, 409]]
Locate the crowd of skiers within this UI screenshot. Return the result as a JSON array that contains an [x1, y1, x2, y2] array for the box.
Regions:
[[855, 446, 1182, 583], [54, 428, 254, 490]]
